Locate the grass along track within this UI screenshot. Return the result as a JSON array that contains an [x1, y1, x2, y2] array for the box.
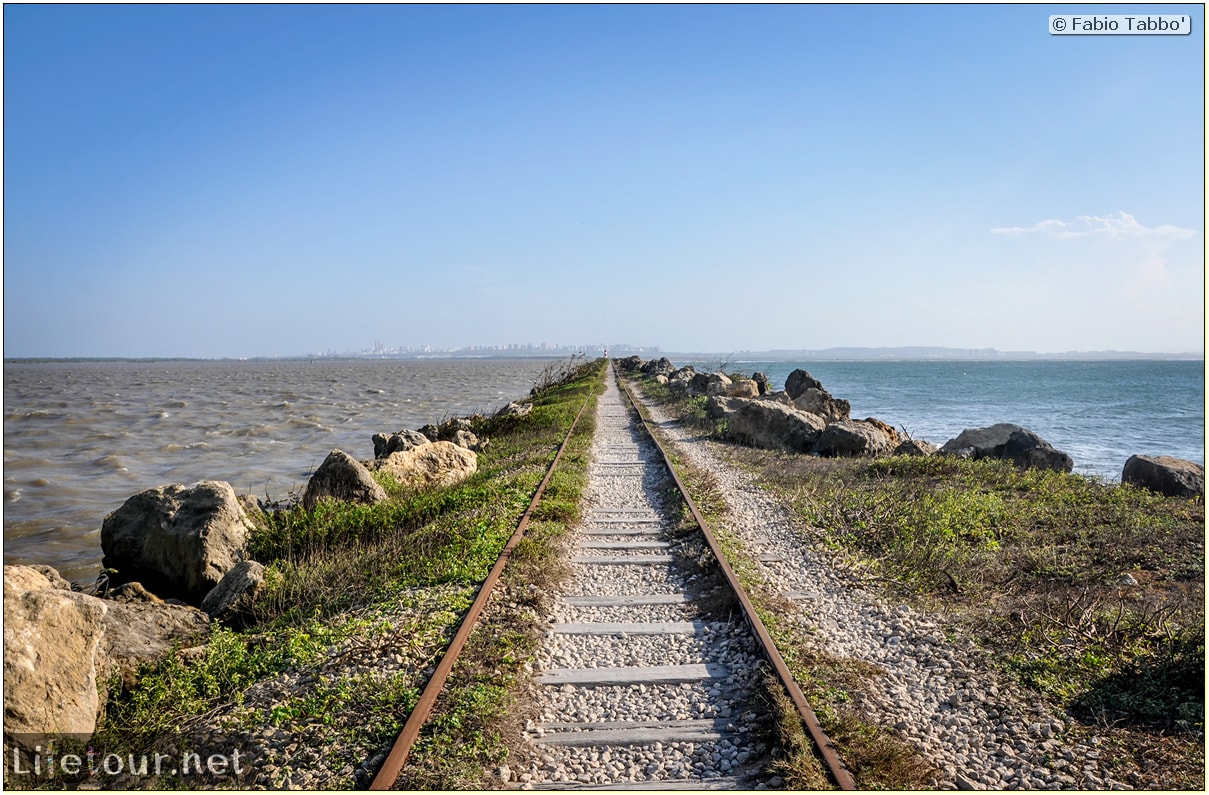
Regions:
[[401, 365, 863, 790], [403, 367, 822, 789], [627, 372, 1204, 790], [370, 364, 598, 788], [508, 370, 810, 789], [45, 359, 606, 791]]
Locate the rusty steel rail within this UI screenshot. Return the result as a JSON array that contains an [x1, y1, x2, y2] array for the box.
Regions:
[[369, 385, 596, 791], [616, 371, 857, 791]]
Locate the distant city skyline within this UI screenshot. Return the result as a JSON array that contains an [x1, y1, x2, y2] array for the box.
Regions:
[[313, 341, 660, 358], [4, 5, 1203, 358], [269, 340, 1208, 361], [7, 341, 1202, 364]]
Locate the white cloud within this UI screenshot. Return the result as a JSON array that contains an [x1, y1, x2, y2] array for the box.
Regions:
[[985, 211, 1202, 350], [990, 211, 1196, 240]]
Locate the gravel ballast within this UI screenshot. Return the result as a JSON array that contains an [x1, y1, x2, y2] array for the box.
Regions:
[[519, 375, 780, 789], [631, 378, 1131, 791]]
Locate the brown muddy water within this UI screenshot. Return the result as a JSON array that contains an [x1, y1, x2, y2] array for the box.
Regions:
[[3, 358, 558, 583]]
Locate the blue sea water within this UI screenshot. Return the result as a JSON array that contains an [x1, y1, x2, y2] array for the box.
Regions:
[[3, 358, 558, 581], [684, 359, 1205, 481], [3, 357, 1203, 582]]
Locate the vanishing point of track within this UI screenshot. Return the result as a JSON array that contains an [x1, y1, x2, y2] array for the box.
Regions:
[[371, 365, 853, 790]]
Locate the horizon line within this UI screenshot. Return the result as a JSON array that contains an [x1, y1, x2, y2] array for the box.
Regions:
[[5, 345, 1204, 364]]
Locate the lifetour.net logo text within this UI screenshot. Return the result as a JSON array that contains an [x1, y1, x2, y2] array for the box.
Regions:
[[6, 740, 246, 784]]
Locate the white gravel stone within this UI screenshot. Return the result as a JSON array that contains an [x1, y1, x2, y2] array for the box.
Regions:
[[522, 375, 776, 788]]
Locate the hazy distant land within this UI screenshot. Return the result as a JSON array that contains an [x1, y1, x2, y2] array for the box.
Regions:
[[667, 346, 1206, 362], [4, 345, 1204, 364]]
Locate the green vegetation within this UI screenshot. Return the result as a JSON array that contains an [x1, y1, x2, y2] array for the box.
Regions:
[[99, 624, 327, 750], [629, 372, 1205, 790], [398, 380, 599, 788], [70, 357, 605, 790], [771, 454, 1204, 731]]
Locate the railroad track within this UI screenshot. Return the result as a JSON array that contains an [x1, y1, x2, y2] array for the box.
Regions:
[[372, 365, 852, 790]]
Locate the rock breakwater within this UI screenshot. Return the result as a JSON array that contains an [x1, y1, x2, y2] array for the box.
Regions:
[[616, 355, 1203, 494]]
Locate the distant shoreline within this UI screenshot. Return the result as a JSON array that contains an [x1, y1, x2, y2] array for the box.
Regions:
[[5, 347, 1204, 364], [664, 348, 1205, 362], [3, 354, 574, 364]]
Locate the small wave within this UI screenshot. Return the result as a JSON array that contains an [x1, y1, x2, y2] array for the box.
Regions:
[[29, 478, 50, 487], [285, 417, 332, 431], [163, 441, 210, 452], [9, 409, 59, 421], [91, 454, 128, 471], [233, 426, 272, 438], [6, 489, 21, 502], [366, 388, 385, 395], [4, 456, 53, 470], [277, 401, 292, 409], [156, 411, 171, 419], [164, 400, 187, 409]]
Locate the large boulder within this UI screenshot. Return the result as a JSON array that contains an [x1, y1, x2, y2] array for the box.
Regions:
[[893, 438, 939, 457], [792, 388, 851, 423], [705, 395, 749, 420], [451, 429, 486, 452], [727, 401, 826, 453], [666, 367, 697, 393], [372, 429, 431, 459], [785, 369, 824, 399], [100, 600, 211, 689], [640, 357, 676, 377], [861, 417, 901, 447], [4, 566, 108, 746], [940, 423, 1073, 473], [29, 565, 72, 591], [4, 565, 214, 748], [495, 401, 533, 418], [704, 373, 734, 396], [237, 494, 267, 527], [101, 481, 253, 603], [687, 372, 713, 396], [369, 441, 478, 489], [723, 378, 761, 399], [107, 582, 163, 604], [302, 449, 389, 510], [445, 417, 476, 434], [419, 417, 479, 443], [757, 390, 795, 406], [200, 560, 265, 622], [815, 419, 897, 458], [1122, 455, 1205, 498], [615, 355, 644, 372], [994, 429, 1073, 473], [940, 423, 1024, 455]]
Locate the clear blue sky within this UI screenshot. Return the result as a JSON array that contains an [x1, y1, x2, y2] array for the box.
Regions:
[[4, 4, 1204, 357]]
